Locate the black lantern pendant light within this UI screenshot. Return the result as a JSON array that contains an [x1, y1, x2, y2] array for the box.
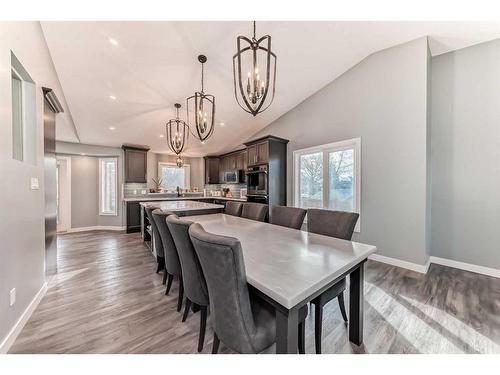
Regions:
[[233, 21, 276, 116], [187, 55, 215, 142], [165, 103, 189, 155]]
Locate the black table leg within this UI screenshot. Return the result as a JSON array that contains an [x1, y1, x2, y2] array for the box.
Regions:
[[275, 308, 299, 354], [349, 262, 365, 345]]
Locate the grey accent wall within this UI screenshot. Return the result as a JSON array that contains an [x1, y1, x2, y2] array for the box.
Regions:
[[0, 22, 74, 350], [250, 37, 431, 265], [430, 39, 500, 269], [56, 141, 124, 229]]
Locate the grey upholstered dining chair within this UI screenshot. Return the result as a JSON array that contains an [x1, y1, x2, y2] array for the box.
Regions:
[[152, 210, 184, 312], [144, 206, 165, 275], [269, 205, 307, 230], [224, 201, 243, 216], [166, 215, 210, 352], [240, 202, 268, 222], [307, 209, 359, 354], [189, 223, 308, 354]]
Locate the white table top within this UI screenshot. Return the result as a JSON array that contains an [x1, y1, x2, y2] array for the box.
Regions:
[[141, 200, 224, 212], [187, 213, 377, 309]]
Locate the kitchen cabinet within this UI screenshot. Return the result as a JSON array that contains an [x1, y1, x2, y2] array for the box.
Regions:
[[126, 201, 142, 233], [244, 135, 289, 207], [204, 156, 220, 184], [122, 145, 149, 183], [247, 141, 269, 166]]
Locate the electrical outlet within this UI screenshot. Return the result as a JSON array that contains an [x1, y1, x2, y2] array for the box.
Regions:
[[141, 189, 147, 194], [10, 288, 16, 307], [30, 177, 39, 190]]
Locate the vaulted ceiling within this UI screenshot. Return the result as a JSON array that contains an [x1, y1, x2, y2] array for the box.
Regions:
[[42, 21, 500, 156]]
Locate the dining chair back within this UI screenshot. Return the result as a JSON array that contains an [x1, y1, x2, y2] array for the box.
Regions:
[[189, 223, 276, 354], [225, 201, 243, 216], [270, 205, 307, 230], [307, 209, 359, 240], [306, 208, 359, 354], [240, 202, 268, 222], [145, 206, 164, 259], [153, 210, 184, 311], [167, 215, 209, 352]]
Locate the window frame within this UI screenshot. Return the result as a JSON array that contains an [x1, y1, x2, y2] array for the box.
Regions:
[[158, 162, 191, 190], [98, 157, 118, 216], [293, 137, 361, 232]]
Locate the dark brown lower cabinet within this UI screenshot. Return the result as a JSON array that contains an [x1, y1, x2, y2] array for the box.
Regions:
[[126, 201, 142, 233]]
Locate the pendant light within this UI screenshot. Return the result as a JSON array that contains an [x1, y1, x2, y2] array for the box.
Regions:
[[165, 103, 189, 155], [176, 155, 184, 168], [233, 21, 276, 116], [186, 55, 215, 142]]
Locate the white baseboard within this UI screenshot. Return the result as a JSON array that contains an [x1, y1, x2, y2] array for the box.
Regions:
[[65, 225, 126, 233], [430, 256, 500, 279], [0, 282, 47, 354], [369, 253, 430, 274]]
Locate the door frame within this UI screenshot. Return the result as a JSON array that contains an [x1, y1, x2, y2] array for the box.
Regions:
[[56, 156, 72, 232]]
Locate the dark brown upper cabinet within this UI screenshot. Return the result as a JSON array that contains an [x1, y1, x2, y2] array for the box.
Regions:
[[246, 140, 269, 166], [122, 145, 149, 183], [204, 156, 220, 184]]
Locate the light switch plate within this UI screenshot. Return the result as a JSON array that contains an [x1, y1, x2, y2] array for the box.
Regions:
[[30, 177, 39, 190], [10, 288, 16, 307]]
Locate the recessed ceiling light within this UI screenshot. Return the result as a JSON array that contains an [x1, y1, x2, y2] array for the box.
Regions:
[[108, 37, 119, 46], [109, 95, 116, 100], [219, 122, 225, 127], [109, 126, 116, 130], [80, 153, 86, 156], [159, 134, 165, 138]]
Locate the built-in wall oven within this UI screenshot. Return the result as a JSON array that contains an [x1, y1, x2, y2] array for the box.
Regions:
[[246, 165, 268, 203]]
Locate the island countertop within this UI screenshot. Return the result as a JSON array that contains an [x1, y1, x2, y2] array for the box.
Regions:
[[123, 196, 247, 203]]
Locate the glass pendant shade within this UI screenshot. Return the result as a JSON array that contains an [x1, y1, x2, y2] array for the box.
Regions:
[[165, 103, 189, 155], [233, 21, 276, 116], [187, 55, 215, 142]]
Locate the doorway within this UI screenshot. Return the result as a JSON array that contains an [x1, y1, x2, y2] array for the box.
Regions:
[[56, 156, 71, 233]]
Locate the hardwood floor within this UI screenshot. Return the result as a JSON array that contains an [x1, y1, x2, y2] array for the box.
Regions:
[[9, 230, 500, 354]]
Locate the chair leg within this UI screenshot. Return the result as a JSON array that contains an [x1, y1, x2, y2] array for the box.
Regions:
[[212, 332, 220, 354], [338, 292, 348, 323], [298, 321, 305, 354], [198, 306, 208, 352], [165, 273, 173, 295], [182, 298, 192, 322], [162, 270, 168, 285], [156, 262, 161, 274], [177, 277, 184, 312], [314, 303, 323, 354]]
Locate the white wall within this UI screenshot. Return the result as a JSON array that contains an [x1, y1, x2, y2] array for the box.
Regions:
[[430, 38, 500, 269], [250, 37, 431, 265], [0, 22, 75, 349]]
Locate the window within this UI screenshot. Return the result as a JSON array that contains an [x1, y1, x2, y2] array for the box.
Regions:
[[294, 138, 361, 231], [99, 158, 118, 215], [158, 162, 190, 190], [11, 52, 36, 164]]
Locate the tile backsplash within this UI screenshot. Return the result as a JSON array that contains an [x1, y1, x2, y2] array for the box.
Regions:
[[123, 183, 148, 197], [204, 183, 247, 198]]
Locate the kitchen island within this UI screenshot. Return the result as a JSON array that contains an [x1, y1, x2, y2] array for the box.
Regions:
[[124, 195, 246, 233], [140, 200, 225, 257]]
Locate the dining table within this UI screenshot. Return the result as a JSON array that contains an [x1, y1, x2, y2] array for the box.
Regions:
[[186, 213, 377, 354]]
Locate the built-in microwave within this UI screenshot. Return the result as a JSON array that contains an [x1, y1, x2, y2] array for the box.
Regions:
[[224, 170, 244, 184]]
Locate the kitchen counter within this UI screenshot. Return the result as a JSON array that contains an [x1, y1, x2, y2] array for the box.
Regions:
[[123, 196, 247, 202]]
